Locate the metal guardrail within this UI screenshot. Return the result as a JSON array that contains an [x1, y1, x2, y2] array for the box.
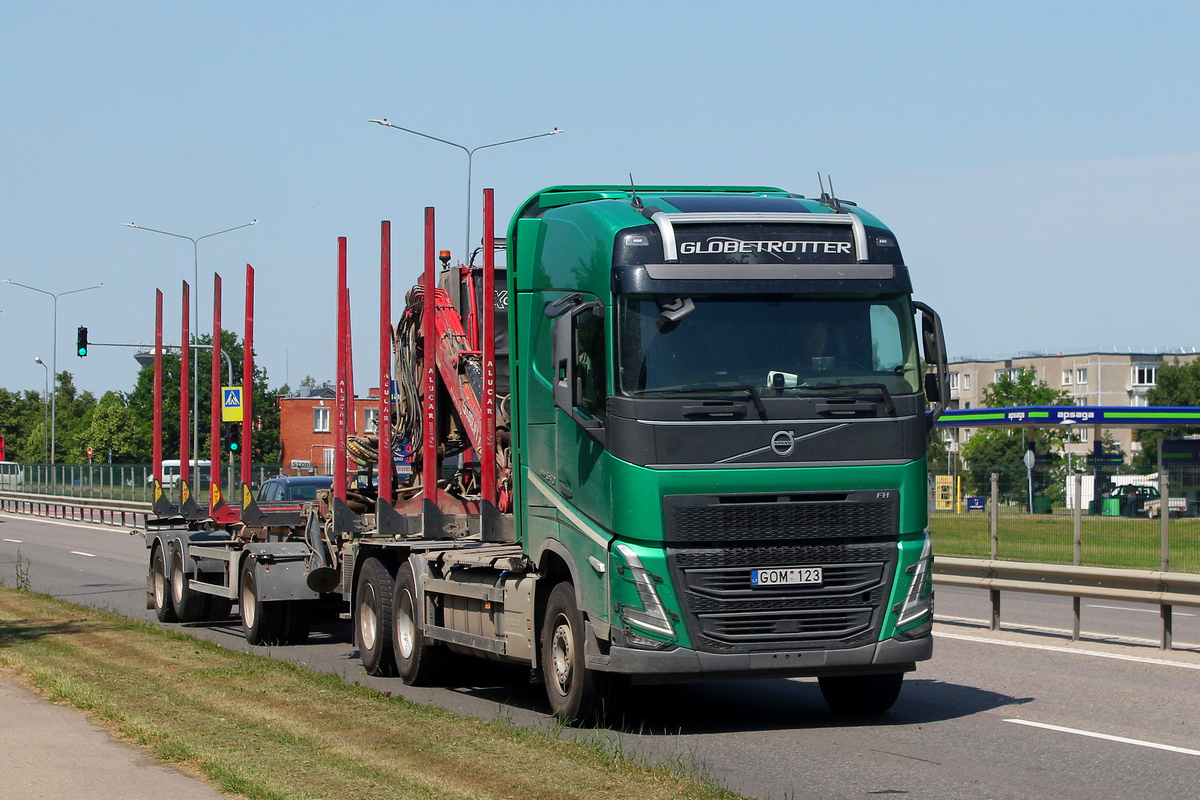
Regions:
[[0, 491, 150, 529], [934, 556, 1200, 650], [4, 492, 1196, 650]]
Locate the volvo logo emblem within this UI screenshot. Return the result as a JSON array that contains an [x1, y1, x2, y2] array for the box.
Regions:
[[771, 430, 796, 456]]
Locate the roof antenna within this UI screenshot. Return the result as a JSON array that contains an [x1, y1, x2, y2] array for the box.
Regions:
[[827, 176, 842, 212], [817, 172, 831, 206], [629, 173, 643, 210]]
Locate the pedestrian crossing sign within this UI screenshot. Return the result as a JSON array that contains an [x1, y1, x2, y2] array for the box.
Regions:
[[221, 386, 244, 422]]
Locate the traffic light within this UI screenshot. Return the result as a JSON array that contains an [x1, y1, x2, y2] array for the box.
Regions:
[[221, 422, 242, 453], [76, 326, 88, 357]]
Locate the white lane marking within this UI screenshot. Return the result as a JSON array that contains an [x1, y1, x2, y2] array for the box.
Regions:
[[1088, 603, 1197, 617], [1004, 718, 1200, 757], [935, 631, 1200, 670], [3, 538, 23, 543], [69, 551, 97, 558], [0, 512, 132, 534]]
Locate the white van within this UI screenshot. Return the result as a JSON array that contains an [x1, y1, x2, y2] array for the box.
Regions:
[[148, 459, 212, 488], [0, 461, 23, 490]]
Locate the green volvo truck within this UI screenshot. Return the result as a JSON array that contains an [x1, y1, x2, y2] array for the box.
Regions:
[[148, 184, 947, 724]]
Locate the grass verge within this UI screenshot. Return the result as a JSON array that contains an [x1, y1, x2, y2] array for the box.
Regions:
[[932, 511, 1200, 572], [0, 588, 743, 800]]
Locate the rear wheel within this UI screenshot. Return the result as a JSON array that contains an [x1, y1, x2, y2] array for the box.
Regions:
[[151, 546, 177, 623], [240, 558, 284, 645], [171, 546, 209, 622], [282, 601, 312, 644], [818, 673, 904, 714], [355, 557, 396, 676], [392, 562, 442, 685]]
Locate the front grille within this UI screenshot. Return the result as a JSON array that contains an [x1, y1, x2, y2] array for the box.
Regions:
[[664, 490, 897, 543], [667, 540, 896, 653]]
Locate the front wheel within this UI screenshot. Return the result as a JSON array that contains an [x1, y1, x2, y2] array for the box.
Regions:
[[151, 546, 177, 623], [818, 673, 904, 714], [355, 557, 396, 676], [541, 582, 623, 724]]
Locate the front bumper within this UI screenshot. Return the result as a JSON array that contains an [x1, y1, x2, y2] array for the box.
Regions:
[[587, 628, 932, 684]]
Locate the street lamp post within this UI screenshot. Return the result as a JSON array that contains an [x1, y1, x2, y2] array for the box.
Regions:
[[368, 120, 562, 263], [34, 357, 49, 463], [124, 221, 258, 475], [2, 280, 105, 475]]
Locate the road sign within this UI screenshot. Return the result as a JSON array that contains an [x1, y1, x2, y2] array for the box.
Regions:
[[221, 386, 244, 422], [1022, 449, 1036, 470]]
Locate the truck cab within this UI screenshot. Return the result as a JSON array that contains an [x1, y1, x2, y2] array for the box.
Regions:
[[508, 186, 945, 717]]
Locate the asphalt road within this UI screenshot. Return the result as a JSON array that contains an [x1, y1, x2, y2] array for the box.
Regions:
[[2, 511, 1199, 800]]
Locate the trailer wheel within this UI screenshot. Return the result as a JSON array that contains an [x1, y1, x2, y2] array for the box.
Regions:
[[355, 557, 396, 676], [171, 546, 209, 622], [240, 558, 284, 645], [818, 673, 904, 714], [206, 591, 234, 622], [541, 582, 614, 724], [151, 545, 178, 623], [392, 562, 442, 685], [282, 602, 312, 644]]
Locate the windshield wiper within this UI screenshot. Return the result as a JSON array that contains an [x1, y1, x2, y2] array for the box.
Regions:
[[644, 383, 768, 420], [793, 382, 896, 417]]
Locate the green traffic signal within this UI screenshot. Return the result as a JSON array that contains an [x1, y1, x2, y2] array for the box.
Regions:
[[76, 326, 88, 357], [222, 422, 242, 453]]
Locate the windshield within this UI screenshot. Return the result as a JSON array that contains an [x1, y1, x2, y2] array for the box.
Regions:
[[616, 294, 920, 398]]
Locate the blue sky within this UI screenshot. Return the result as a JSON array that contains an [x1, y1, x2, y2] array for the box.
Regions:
[[2, 2, 1198, 396]]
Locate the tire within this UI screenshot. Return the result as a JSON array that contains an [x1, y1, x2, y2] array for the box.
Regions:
[[392, 562, 442, 685], [171, 546, 210, 623], [541, 582, 624, 725], [207, 592, 234, 622], [151, 545, 178, 623], [355, 557, 396, 676], [282, 601, 312, 645], [818, 673, 905, 714], [240, 558, 284, 645]]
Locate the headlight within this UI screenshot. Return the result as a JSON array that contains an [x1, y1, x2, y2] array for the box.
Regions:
[[896, 532, 933, 629], [614, 543, 675, 638]]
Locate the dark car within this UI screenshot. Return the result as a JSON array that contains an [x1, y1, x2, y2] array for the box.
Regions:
[[257, 475, 332, 502]]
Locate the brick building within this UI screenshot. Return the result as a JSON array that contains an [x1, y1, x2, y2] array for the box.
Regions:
[[277, 387, 380, 475]]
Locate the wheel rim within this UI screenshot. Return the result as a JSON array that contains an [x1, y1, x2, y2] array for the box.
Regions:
[[359, 584, 378, 651], [171, 552, 184, 604], [241, 573, 257, 629], [153, 554, 167, 608], [396, 588, 416, 659], [550, 613, 573, 695]]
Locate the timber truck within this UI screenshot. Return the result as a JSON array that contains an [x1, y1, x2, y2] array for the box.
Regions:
[[144, 184, 948, 723]]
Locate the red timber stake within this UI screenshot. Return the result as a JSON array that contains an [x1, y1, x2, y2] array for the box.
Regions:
[[242, 264, 254, 492], [346, 288, 356, 436], [153, 290, 163, 485], [334, 237, 349, 504], [210, 273, 224, 515], [481, 188, 497, 507], [422, 208, 440, 512], [378, 221, 393, 505], [180, 281, 191, 491]]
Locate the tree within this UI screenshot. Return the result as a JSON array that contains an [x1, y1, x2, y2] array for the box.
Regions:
[[960, 368, 1074, 498], [1133, 358, 1200, 471], [125, 328, 281, 464]]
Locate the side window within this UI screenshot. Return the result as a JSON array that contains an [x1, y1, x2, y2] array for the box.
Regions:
[[576, 307, 607, 420]]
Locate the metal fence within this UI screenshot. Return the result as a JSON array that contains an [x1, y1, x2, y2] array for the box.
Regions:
[[0, 462, 283, 505], [930, 464, 1200, 575]]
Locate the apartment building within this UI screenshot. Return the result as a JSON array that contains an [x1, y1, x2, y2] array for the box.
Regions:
[[945, 347, 1200, 459]]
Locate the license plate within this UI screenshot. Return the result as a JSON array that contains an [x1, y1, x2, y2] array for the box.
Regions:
[[750, 567, 823, 586]]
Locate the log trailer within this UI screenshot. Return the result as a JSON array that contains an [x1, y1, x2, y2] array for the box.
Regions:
[[145, 184, 949, 722]]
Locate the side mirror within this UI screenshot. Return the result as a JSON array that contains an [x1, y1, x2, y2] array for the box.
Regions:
[[913, 301, 948, 425]]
